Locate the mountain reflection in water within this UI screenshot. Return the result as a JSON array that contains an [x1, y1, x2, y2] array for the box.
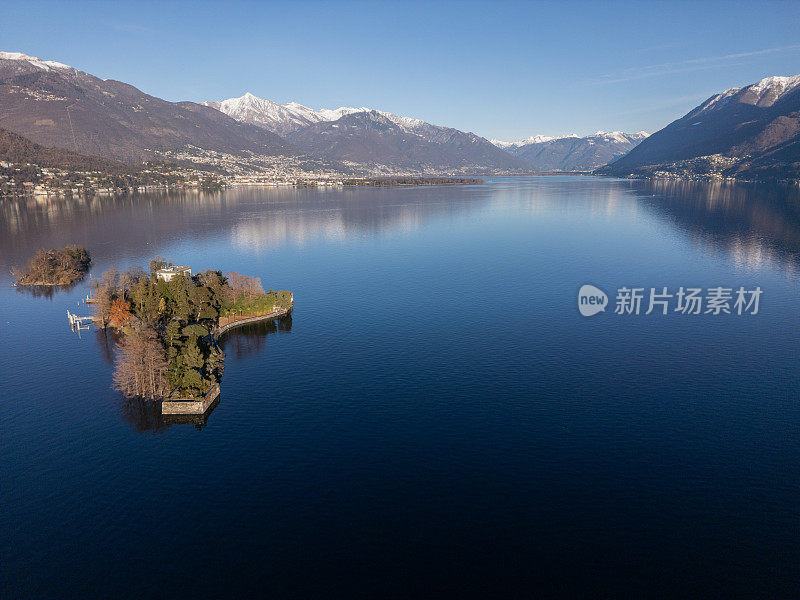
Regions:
[[3, 177, 800, 598], [2, 179, 799, 282], [634, 179, 800, 275]]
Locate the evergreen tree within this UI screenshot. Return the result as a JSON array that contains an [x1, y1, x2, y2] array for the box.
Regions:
[[181, 339, 205, 370], [168, 276, 193, 321]]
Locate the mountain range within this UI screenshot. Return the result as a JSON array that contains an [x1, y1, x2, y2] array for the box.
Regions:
[[0, 50, 798, 181], [0, 52, 292, 164], [202, 92, 527, 173], [599, 75, 800, 180], [491, 131, 649, 172], [201, 93, 367, 136]]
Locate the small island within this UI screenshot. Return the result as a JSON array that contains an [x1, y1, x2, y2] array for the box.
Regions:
[[13, 245, 92, 286], [89, 259, 293, 412], [341, 177, 484, 186]]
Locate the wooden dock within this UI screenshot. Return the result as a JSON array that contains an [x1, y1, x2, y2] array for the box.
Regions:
[[67, 309, 94, 329]]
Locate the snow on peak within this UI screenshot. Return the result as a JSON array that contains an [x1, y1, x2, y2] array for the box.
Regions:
[[490, 139, 517, 149], [492, 131, 647, 149], [742, 74, 800, 106], [696, 73, 800, 114], [375, 110, 427, 130], [592, 131, 645, 143], [491, 133, 579, 148], [0, 51, 72, 71], [202, 92, 384, 134], [205, 91, 446, 136], [316, 106, 371, 121]]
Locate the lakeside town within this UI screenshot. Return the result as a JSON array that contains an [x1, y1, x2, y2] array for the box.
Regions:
[[0, 157, 345, 198], [0, 154, 489, 198]]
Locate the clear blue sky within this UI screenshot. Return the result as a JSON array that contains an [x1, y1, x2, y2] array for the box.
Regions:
[[3, 0, 799, 140]]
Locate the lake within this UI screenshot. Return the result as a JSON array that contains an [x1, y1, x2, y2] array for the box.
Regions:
[[1, 177, 799, 598]]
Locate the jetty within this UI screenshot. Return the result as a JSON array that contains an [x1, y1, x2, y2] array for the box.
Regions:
[[67, 309, 93, 328]]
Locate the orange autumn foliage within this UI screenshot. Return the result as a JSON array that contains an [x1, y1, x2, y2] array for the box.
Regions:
[[109, 297, 133, 327]]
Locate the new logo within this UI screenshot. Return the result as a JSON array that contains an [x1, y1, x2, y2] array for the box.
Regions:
[[578, 284, 608, 317]]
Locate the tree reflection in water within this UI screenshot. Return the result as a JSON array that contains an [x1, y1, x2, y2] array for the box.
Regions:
[[93, 328, 120, 366], [161, 397, 221, 430], [114, 314, 290, 432], [119, 396, 170, 434], [14, 280, 81, 300], [219, 313, 292, 361], [119, 396, 222, 432]]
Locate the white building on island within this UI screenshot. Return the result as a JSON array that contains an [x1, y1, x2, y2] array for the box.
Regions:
[[156, 265, 192, 282]]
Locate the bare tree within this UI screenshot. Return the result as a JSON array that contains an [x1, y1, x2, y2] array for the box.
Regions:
[[113, 326, 169, 399], [225, 271, 265, 303], [91, 266, 120, 327]]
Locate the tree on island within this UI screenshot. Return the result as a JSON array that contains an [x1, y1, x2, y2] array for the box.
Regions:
[[113, 325, 169, 400], [90, 259, 292, 400], [225, 271, 265, 303], [108, 297, 133, 328], [14, 245, 91, 286]]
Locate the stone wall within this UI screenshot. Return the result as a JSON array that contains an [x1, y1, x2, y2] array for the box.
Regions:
[[214, 306, 291, 339], [161, 383, 220, 415]]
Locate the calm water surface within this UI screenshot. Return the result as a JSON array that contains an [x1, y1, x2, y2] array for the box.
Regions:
[[1, 177, 799, 598]]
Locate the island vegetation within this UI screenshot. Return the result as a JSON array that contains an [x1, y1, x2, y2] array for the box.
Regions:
[[90, 259, 292, 400], [13, 245, 92, 285]]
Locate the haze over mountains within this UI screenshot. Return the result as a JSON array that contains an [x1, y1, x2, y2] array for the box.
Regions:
[[492, 131, 649, 172], [0, 50, 798, 181], [600, 75, 800, 180]]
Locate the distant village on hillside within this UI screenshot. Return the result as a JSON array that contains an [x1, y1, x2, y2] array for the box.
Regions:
[[1, 49, 798, 194]]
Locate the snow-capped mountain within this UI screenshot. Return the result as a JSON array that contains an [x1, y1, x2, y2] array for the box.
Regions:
[[490, 134, 580, 149], [492, 131, 647, 149], [283, 110, 528, 173], [0, 51, 74, 71], [204, 92, 472, 143], [599, 74, 800, 180], [201, 93, 369, 136], [692, 75, 800, 115], [204, 92, 529, 173], [492, 131, 648, 172], [0, 51, 526, 174], [0, 51, 293, 163]]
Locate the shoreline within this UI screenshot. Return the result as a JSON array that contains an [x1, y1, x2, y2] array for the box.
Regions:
[[593, 173, 800, 186], [213, 305, 293, 341], [160, 305, 293, 416], [14, 280, 84, 286]]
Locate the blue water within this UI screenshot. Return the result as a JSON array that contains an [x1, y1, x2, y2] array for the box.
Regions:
[[1, 177, 799, 598]]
